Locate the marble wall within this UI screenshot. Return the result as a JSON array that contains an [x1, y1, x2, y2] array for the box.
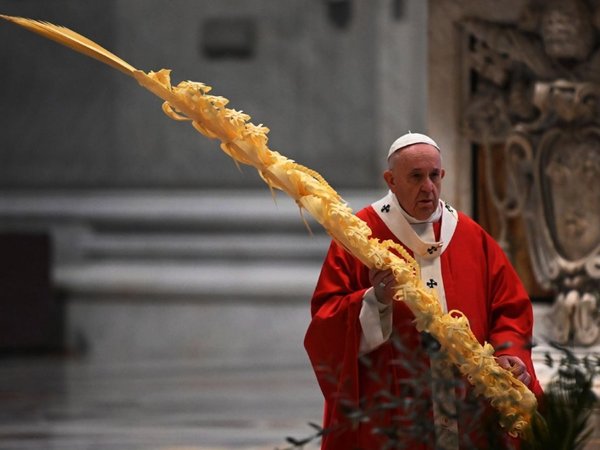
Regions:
[[0, 0, 429, 191], [0, 0, 433, 361], [0, 2, 120, 187]]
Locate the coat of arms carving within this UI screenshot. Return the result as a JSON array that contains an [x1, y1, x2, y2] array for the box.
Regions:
[[461, 0, 600, 346]]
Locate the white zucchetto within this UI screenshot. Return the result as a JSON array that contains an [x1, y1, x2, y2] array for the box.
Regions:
[[387, 132, 440, 159]]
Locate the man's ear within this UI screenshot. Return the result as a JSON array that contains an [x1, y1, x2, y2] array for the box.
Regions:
[[383, 170, 395, 190], [441, 168, 446, 180]]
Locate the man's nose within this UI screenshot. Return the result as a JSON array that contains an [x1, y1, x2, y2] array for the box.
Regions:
[[421, 177, 434, 192]]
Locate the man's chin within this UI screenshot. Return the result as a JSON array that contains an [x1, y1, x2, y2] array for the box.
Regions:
[[414, 204, 435, 220]]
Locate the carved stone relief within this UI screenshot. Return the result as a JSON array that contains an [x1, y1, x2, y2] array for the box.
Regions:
[[461, 0, 600, 346]]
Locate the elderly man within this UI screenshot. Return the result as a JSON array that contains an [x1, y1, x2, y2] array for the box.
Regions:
[[304, 133, 542, 450]]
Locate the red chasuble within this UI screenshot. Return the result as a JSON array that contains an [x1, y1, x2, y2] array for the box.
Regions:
[[304, 199, 542, 450]]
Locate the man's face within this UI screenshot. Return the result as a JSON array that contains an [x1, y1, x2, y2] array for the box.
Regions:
[[384, 144, 445, 220]]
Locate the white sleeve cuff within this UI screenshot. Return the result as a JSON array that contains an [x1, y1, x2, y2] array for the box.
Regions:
[[358, 287, 393, 356]]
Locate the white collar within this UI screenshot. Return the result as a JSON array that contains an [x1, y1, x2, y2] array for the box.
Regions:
[[371, 191, 458, 259], [398, 201, 443, 224]]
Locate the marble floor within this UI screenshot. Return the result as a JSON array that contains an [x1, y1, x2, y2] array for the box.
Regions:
[[0, 356, 323, 450], [2, 346, 599, 450]]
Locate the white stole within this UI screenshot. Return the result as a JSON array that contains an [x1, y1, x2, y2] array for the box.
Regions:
[[371, 191, 460, 449], [371, 191, 458, 316]]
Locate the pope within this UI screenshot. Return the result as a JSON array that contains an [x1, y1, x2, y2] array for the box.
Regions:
[[304, 132, 543, 450]]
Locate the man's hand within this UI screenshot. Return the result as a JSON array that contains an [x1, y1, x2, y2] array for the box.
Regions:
[[368, 268, 396, 305], [496, 355, 532, 387]]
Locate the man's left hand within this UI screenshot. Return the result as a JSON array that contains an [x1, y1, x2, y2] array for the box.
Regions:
[[496, 355, 531, 387]]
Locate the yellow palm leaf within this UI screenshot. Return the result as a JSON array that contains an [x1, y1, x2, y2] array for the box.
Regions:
[[0, 15, 136, 76]]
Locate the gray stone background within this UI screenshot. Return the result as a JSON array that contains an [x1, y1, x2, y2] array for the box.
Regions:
[[0, 0, 427, 190], [0, 0, 429, 364], [0, 5, 432, 446]]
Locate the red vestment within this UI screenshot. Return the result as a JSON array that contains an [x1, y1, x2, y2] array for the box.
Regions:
[[304, 201, 542, 450]]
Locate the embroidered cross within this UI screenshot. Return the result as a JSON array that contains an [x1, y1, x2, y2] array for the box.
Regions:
[[381, 204, 391, 213], [426, 278, 438, 288], [445, 203, 454, 213], [427, 246, 439, 254]]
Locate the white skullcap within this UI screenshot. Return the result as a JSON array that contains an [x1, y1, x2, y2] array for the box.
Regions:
[[387, 132, 440, 159]]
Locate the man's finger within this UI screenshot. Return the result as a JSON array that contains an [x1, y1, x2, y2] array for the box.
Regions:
[[518, 372, 531, 386]]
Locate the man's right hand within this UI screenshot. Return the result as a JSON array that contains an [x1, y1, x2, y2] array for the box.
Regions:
[[368, 268, 396, 305]]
